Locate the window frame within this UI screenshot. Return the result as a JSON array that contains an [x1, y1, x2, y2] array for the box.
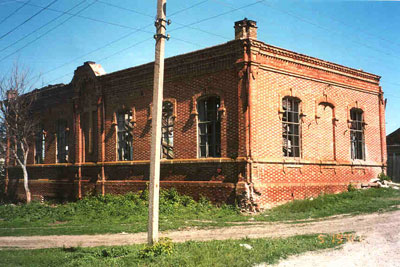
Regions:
[[197, 95, 221, 158], [34, 125, 45, 164], [161, 101, 174, 159], [349, 108, 365, 160], [116, 110, 133, 161], [282, 96, 302, 158], [56, 119, 68, 163]]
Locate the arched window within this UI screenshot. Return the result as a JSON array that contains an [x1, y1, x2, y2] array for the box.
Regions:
[[35, 124, 45, 164], [282, 97, 301, 157], [116, 111, 133, 161], [350, 108, 365, 160], [56, 119, 68, 163], [197, 96, 221, 158], [162, 101, 174, 159]]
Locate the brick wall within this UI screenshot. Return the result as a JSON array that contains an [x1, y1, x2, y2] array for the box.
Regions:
[[6, 27, 385, 208], [247, 39, 385, 207]]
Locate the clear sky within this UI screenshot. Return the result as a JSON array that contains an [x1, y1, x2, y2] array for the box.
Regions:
[[0, 0, 399, 134]]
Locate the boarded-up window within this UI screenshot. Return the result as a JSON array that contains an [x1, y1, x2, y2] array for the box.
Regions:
[[282, 97, 301, 157], [198, 96, 221, 158], [317, 103, 334, 160]]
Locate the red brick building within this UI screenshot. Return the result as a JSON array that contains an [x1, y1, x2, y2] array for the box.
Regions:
[[6, 19, 386, 207]]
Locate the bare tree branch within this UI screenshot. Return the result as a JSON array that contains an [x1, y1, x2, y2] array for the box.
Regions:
[[0, 63, 39, 203]]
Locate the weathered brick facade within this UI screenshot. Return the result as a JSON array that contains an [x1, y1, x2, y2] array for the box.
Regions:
[[6, 19, 386, 207]]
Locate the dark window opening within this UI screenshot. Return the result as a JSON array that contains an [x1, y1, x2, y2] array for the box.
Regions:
[[282, 97, 301, 157], [198, 96, 221, 158], [117, 111, 133, 161], [56, 120, 68, 163], [35, 125, 45, 164], [162, 101, 174, 159], [350, 108, 365, 160]]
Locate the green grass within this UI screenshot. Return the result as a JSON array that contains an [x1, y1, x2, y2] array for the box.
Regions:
[[257, 187, 400, 222], [0, 188, 399, 236], [0, 189, 242, 236], [0, 234, 345, 267]]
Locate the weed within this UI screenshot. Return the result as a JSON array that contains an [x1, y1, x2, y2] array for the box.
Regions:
[[138, 237, 174, 258], [378, 172, 392, 182], [347, 183, 357, 192], [0, 234, 345, 266], [0, 188, 399, 236]]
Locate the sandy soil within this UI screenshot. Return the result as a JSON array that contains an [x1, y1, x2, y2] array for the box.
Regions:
[[0, 210, 399, 254], [267, 213, 400, 267]]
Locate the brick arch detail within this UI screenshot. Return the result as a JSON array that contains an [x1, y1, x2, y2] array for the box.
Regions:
[[315, 95, 336, 122], [346, 101, 367, 127], [163, 98, 178, 121], [191, 88, 226, 118], [278, 89, 305, 121], [147, 98, 177, 121]]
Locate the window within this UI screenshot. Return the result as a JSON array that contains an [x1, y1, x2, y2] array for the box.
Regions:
[[162, 101, 174, 159], [197, 96, 221, 158], [350, 108, 365, 160], [35, 125, 45, 164], [56, 120, 68, 163], [117, 111, 133, 161], [282, 97, 301, 157]]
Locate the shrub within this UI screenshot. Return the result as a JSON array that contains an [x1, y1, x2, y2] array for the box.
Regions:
[[347, 183, 357, 192], [138, 237, 174, 258], [378, 172, 391, 182]]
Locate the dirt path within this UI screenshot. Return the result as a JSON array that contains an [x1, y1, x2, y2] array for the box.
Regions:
[[0, 210, 399, 250], [268, 212, 400, 267]]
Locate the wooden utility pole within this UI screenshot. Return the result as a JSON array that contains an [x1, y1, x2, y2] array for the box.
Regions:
[[148, 0, 169, 245]]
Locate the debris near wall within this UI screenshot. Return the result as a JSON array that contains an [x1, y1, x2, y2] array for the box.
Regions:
[[237, 182, 261, 213], [361, 178, 400, 190]]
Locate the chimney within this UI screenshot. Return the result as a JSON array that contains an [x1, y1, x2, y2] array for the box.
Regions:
[[234, 18, 257, 40], [7, 90, 18, 100]]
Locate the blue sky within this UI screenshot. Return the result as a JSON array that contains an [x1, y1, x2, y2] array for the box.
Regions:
[[0, 0, 399, 134]]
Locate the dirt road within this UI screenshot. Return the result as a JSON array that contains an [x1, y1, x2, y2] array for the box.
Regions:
[[0, 210, 399, 252], [269, 211, 400, 267]]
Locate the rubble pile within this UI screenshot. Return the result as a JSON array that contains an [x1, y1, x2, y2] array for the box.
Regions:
[[361, 178, 400, 190]]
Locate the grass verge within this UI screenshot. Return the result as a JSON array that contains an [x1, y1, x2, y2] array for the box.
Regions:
[[257, 187, 400, 222], [0, 188, 399, 236], [0, 234, 345, 267]]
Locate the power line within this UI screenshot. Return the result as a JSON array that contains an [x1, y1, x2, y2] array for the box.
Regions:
[[46, 37, 154, 84], [0, 0, 99, 63], [37, 23, 153, 78], [169, 0, 265, 33], [38, 0, 265, 85], [299, 3, 400, 50], [96, 0, 230, 40], [3, 1, 153, 34], [217, 0, 400, 75], [0, 0, 58, 41], [97, 0, 209, 18], [0, 0, 31, 25], [3, 0, 223, 61], [97, 0, 153, 18], [169, 0, 209, 17], [35, 1, 218, 81], [260, 1, 400, 61], [0, 0, 87, 53]]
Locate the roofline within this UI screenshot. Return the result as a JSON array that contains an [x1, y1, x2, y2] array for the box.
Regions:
[[101, 38, 380, 82], [250, 39, 381, 81], [102, 40, 240, 78]]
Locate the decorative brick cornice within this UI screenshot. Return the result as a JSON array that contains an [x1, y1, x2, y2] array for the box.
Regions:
[[100, 40, 243, 85], [250, 39, 381, 83]]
